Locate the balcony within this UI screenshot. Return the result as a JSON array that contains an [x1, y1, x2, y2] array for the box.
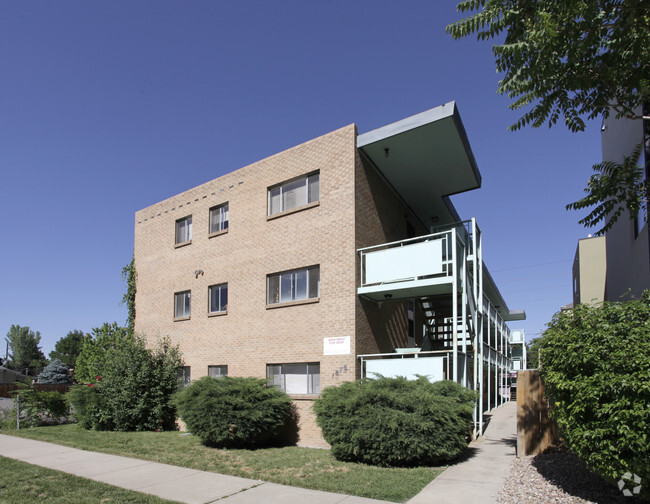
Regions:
[[358, 222, 474, 302]]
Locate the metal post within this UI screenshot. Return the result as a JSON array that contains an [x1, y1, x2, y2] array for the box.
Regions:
[[487, 308, 491, 412], [461, 243, 468, 388], [451, 228, 458, 383], [16, 394, 20, 430]]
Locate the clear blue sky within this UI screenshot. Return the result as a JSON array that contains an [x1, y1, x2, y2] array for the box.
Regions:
[[0, 1, 601, 357]]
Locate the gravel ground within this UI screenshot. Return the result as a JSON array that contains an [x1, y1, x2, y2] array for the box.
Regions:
[[497, 448, 644, 504]]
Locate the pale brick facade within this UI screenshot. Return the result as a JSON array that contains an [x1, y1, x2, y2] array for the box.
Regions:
[[134, 103, 521, 446], [134, 123, 416, 447]]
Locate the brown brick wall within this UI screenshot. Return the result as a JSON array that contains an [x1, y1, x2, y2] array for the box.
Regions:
[[353, 151, 428, 367], [135, 125, 359, 446], [134, 123, 428, 447]]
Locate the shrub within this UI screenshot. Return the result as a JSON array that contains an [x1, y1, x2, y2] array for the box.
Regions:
[[38, 359, 71, 384], [540, 294, 650, 500], [68, 333, 183, 431], [314, 376, 475, 467], [10, 383, 69, 427], [174, 376, 296, 448]]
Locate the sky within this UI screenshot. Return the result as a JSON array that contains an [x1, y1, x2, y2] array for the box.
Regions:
[[0, 1, 602, 358]]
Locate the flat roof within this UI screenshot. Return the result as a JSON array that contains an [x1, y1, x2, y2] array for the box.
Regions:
[[357, 101, 481, 227]]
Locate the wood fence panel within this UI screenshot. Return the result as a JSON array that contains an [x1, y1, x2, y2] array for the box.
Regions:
[[516, 370, 558, 456], [0, 383, 71, 397]]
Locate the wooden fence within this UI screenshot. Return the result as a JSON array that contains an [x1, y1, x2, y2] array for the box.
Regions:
[[0, 383, 71, 398], [516, 370, 559, 456]]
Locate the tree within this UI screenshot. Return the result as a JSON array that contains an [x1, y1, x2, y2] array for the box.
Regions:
[[5, 325, 47, 376], [447, 1, 649, 231], [49, 330, 85, 369], [525, 335, 545, 369], [121, 255, 136, 332], [37, 359, 71, 384], [74, 322, 131, 384], [447, 0, 649, 132], [68, 334, 183, 431], [539, 295, 650, 499], [566, 143, 646, 235]]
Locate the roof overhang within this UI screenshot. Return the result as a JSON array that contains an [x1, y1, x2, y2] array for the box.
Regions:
[[483, 266, 526, 322], [357, 101, 481, 227]]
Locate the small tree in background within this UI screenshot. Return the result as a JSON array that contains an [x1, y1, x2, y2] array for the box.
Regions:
[[5, 325, 47, 376], [49, 330, 85, 370], [74, 322, 131, 384], [68, 334, 183, 431], [37, 359, 71, 384], [540, 294, 650, 499]]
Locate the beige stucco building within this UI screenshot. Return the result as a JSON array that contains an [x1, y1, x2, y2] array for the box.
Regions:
[[572, 107, 649, 305], [133, 103, 524, 446]]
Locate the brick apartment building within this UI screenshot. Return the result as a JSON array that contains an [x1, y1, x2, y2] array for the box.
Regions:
[[134, 102, 524, 447]]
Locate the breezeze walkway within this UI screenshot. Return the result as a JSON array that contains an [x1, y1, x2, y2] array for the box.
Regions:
[[0, 402, 516, 504], [407, 400, 517, 504]]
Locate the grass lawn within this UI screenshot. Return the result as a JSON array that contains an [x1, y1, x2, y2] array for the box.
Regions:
[[0, 456, 182, 504], [2, 425, 443, 502]]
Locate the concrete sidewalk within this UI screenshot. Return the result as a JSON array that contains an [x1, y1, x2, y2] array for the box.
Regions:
[[0, 401, 516, 504], [407, 400, 517, 504]]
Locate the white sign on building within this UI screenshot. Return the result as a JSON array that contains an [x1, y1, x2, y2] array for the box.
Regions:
[[323, 336, 350, 355]]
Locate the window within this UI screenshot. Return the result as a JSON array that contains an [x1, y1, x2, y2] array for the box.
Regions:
[[178, 366, 191, 387], [208, 283, 228, 313], [268, 172, 319, 216], [208, 365, 228, 378], [267, 266, 319, 305], [174, 290, 191, 318], [209, 203, 229, 234], [175, 215, 192, 244], [267, 363, 320, 395]]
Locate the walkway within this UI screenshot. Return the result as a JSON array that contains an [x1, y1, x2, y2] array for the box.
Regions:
[[0, 401, 517, 504], [407, 400, 517, 504]]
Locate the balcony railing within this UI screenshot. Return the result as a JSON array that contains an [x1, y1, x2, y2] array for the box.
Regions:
[[358, 224, 470, 289]]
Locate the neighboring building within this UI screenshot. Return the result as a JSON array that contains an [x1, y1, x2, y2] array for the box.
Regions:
[[572, 108, 650, 305], [134, 102, 525, 446], [572, 235, 607, 305], [0, 366, 28, 384]]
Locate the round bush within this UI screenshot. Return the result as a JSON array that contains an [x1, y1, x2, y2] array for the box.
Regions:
[[314, 376, 475, 467], [540, 295, 650, 499], [174, 376, 296, 448]]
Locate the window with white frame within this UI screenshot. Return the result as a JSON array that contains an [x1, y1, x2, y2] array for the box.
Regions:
[[268, 172, 319, 216], [209, 202, 229, 234], [208, 283, 228, 313], [175, 215, 192, 244], [178, 366, 191, 387], [208, 365, 228, 378], [267, 265, 319, 305], [267, 363, 320, 395], [174, 290, 191, 318]]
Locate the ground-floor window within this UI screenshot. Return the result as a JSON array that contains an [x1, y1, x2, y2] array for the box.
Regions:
[[178, 366, 191, 387], [208, 365, 228, 377], [267, 362, 320, 395]]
